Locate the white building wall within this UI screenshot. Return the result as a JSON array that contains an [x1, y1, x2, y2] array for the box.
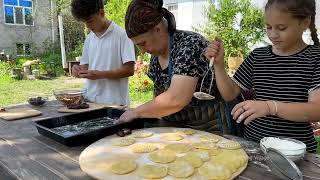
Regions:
[[176, 2, 193, 30], [192, 1, 208, 30], [316, 0, 320, 28], [164, 0, 208, 31]]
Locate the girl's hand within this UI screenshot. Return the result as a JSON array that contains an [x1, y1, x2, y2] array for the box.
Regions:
[[205, 38, 225, 69], [231, 100, 271, 125]]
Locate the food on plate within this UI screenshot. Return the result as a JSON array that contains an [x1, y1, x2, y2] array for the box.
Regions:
[[131, 130, 154, 138], [164, 143, 192, 154], [189, 150, 210, 162], [176, 153, 204, 168], [110, 159, 137, 175], [175, 128, 196, 135], [161, 133, 184, 141], [28, 96, 48, 106], [148, 149, 176, 163], [209, 150, 248, 173], [217, 140, 241, 150], [111, 137, 135, 146], [208, 148, 223, 156], [199, 162, 232, 180], [131, 143, 158, 153], [193, 142, 217, 150], [168, 161, 194, 178], [137, 165, 167, 179], [198, 134, 221, 143]]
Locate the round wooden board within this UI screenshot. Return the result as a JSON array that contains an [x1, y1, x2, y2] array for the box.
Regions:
[[79, 127, 248, 180]]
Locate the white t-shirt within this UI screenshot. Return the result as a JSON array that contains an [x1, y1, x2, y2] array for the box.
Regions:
[[80, 21, 135, 106]]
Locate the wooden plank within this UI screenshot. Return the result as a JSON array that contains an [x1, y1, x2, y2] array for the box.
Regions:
[[0, 161, 19, 180], [237, 162, 282, 180], [0, 127, 92, 180], [0, 106, 42, 121], [0, 138, 65, 180]]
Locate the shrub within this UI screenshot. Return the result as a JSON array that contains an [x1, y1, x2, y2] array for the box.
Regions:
[[197, 0, 265, 64], [0, 61, 14, 81]]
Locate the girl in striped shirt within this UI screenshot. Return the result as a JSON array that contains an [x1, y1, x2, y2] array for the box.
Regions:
[[205, 0, 320, 152]]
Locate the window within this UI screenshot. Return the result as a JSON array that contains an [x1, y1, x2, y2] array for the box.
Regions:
[[16, 43, 32, 55], [4, 0, 33, 25], [167, 3, 178, 19], [167, 4, 178, 11], [16, 44, 24, 55]]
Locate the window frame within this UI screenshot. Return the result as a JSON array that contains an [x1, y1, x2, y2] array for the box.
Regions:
[[16, 43, 32, 56], [166, 3, 178, 19], [3, 0, 34, 26]]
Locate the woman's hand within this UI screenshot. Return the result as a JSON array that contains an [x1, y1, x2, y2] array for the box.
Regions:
[[117, 110, 139, 124], [231, 100, 271, 125], [205, 38, 225, 69]]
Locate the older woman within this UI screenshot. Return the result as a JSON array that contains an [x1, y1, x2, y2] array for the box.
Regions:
[[118, 0, 239, 134]]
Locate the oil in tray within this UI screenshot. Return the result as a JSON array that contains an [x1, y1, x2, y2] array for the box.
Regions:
[[52, 117, 117, 137]]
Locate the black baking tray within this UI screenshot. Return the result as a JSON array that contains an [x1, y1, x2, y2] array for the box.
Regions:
[[33, 108, 156, 146]]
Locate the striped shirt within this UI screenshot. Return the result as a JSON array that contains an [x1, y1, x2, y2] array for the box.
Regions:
[[232, 45, 320, 153]]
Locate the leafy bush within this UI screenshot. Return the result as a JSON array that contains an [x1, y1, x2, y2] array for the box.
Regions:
[[62, 15, 86, 54], [131, 60, 153, 92], [105, 0, 131, 28], [15, 57, 35, 68], [198, 0, 265, 62], [40, 53, 64, 75], [0, 61, 14, 81], [67, 42, 84, 61]]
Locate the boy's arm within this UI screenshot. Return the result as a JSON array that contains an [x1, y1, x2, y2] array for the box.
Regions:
[[78, 32, 136, 80], [98, 61, 135, 79], [78, 61, 135, 80]]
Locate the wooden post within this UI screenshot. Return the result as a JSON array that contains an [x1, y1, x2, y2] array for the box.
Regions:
[[58, 15, 67, 69]]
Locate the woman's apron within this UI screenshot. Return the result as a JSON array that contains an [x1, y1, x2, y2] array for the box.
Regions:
[[150, 34, 242, 136]]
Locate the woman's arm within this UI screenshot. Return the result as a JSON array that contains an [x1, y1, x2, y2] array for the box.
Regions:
[[118, 75, 198, 122], [134, 75, 197, 118]]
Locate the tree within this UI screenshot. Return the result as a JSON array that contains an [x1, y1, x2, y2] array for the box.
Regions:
[[199, 0, 265, 60], [55, 0, 85, 56], [105, 0, 131, 28]]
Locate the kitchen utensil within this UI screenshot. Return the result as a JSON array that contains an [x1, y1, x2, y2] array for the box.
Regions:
[[194, 57, 215, 100]]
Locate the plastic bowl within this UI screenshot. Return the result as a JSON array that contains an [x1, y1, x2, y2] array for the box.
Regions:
[[260, 137, 306, 161], [28, 96, 48, 106], [53, 89, 86, 106]]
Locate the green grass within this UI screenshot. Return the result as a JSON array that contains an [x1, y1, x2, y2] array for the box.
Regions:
[[0, 75, 153, 107], [0, 76, 83, 106]]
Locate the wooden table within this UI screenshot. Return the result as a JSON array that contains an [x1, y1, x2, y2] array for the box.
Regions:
[[0, 101, 319, 180]]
